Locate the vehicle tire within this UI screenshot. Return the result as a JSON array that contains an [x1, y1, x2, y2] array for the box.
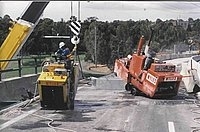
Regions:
[[193, 84, 200, 93], [125, 83, 131, 91], [114, 72, 117, 76], [130, 87, 137, 95]]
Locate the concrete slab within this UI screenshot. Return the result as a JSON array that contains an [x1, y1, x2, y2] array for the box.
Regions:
[[0, 74, 39, 102]]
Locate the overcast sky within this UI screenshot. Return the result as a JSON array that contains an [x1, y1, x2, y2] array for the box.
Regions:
[[1, 1, 200, 22]]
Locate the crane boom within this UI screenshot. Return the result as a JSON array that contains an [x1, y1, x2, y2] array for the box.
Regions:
[[0, 2, 49, 70]]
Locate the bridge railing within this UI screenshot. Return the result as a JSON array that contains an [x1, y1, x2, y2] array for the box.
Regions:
[[0, 55, 49, 81]]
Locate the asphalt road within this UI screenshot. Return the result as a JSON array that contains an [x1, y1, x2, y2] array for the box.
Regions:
[[0, 75, 200, 132]]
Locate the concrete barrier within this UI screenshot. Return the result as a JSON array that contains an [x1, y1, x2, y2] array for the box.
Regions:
[[93, 74, 126, 90], [0, 74, 39, 102], [95, 77, 126, 90], [157, 53, 197, 61]]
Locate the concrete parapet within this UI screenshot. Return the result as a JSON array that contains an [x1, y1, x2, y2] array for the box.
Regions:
[[0, 74, 39, 102], [95, 78, 125, 90], [157, 53, 197, 61], [93, 74, 126, 90]]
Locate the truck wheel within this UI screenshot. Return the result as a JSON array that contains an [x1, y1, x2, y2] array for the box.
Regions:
[[125, 83, 131, 91], [131, 87, 137, 95], [193, 84, 200, 93], [114, 72, 117, 76]]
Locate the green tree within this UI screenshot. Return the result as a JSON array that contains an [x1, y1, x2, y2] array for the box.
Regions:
[[0, 15, 12, 46], [25, 18, 55, 54]]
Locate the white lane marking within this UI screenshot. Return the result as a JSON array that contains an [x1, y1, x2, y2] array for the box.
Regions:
[[78, 87, 84, 90], [124, 116, 130, 130], [168, 121, 175, 132], [93, 109, 112, 126], [125, 116, 130, 123], [0, 109, 38, 131]]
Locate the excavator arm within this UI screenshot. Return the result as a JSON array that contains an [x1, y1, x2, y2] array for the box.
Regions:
[[0, 2, 49, 70]]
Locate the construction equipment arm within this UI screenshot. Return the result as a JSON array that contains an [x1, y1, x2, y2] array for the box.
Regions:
[[0, 2, 49, 70], [144, 28, 154, 55]]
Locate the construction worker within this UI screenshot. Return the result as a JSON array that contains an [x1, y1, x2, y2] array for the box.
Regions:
[[125, 54, 132, 68], [55, 41, 77, 69], [143, 49, 156, 70], [55, 42, 70, 60]]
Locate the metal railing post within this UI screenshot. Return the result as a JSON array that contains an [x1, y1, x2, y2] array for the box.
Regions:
[[34, 57, 38, 74], [0, 71, 2, 81], [18, 58, 22, 77]]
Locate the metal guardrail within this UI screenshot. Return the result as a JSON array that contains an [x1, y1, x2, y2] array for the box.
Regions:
[[0, 58, 22, 81], [0, 55, 49, 81]]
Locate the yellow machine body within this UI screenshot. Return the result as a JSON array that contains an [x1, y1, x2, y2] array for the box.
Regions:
[[37, 61, 79, 109]]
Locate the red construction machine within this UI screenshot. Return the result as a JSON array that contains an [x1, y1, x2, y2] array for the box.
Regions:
[[114, 33, 182, 98]]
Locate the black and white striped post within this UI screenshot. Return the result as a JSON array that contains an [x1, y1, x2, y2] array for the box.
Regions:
[[69, 20, 81, 61], [69, 21, 81, 36]]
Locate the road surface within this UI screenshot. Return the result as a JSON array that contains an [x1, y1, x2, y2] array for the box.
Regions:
[[0, 73, 199, 132]]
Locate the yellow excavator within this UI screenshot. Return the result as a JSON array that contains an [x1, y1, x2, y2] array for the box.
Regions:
[[0, 1, 80, 110]]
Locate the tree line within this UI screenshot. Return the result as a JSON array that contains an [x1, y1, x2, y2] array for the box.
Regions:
[[0, 15, 199, 67]]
